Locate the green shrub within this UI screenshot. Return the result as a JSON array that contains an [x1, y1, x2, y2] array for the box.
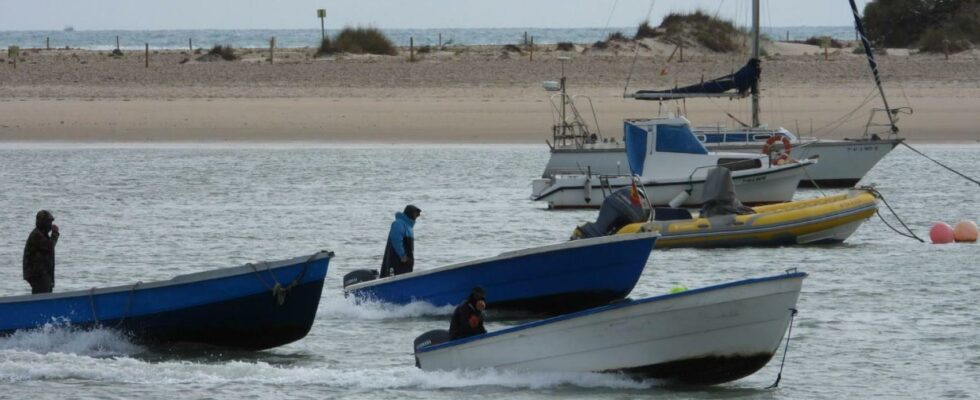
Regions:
[[606, 31, 629, 42], [332, 27, 397, 55], [634, 21, 658, 40], [417, 45, 432, 54], [502, 44, 522, 53], [208, 45, 238, 61], [658, 10, 743, 53], [315, 37, 335, 57], [919, 27, 972, 53], [556, 42, 575, 51]]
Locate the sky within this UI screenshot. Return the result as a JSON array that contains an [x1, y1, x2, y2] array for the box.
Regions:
[[2, 0, 874, 31]]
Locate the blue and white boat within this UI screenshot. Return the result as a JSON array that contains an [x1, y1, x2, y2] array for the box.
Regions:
[[0, 251, 333, 350], [414, 271, 806, 386], [343, 233, 658, 315]]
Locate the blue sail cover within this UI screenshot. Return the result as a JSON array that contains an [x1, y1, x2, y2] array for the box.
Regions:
[[656, 124, 708, 155], [635, 59, 760, 100], [624, 122, 648, 175]]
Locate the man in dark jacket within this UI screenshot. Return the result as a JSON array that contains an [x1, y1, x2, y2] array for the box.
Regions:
[[381, 205, 420, 278], [23, 210, 60, 294], [449, 286, 487, 340]]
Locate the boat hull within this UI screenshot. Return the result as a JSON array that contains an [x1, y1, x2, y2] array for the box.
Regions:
[[532, 162, 807, 209], [620, 190, 879, 249], [542, 138, 900, 188], [0, 252, 332, 350], [345, 234, 658, 315], [416, 272, 806, 385]]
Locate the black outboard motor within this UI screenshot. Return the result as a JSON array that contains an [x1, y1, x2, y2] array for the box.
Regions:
[[413, 329, 451, 367], [343, 269, 379, 288], [573, 187, 651, 239]]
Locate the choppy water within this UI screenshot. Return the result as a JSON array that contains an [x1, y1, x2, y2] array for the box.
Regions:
[[0, 26, 853, 50], [0, 143, 977, 399]]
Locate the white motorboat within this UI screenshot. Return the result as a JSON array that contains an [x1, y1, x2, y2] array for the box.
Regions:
[[532, 116, 814, 209], [414, 271, 806, 385]]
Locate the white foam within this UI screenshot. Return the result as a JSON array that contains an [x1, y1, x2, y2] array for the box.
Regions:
[[319, 295, 455, 320], [0, 321, 143, 357]]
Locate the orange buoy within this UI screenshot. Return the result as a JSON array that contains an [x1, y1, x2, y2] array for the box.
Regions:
[[953, 220, 978, 242], [929, 222, 955, 244]]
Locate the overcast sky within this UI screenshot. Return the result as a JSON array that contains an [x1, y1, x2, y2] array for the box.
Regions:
[[4, 0, 874, 30]]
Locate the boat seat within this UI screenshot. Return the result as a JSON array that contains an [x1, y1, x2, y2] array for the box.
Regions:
[[653, 207, 693, 221]]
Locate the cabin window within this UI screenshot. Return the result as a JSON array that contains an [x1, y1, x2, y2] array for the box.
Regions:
[[717, 158, 761, 171], [655, 124, 708, 155], [753, 134, 772, 141]]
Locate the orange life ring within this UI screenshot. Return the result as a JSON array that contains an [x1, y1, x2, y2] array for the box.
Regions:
[[761, 136, 792, 165]]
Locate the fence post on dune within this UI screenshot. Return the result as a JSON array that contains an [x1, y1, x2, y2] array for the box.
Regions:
[[189, 38, 192, 52], [679, 42, 684, 62], [116, 36, 120, 51], [145, 43, 149, 68], [529, 36, 534, 61], [46, 37, 50, 50], [270, 36, 275, 64], [410, 36, 415, 62], [439, 33, 442, 48]]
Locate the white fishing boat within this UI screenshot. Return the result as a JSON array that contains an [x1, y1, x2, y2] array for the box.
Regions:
[[531, 116, 814, 209], [539, 0, 908, 189], [414, 271, 806, 385]]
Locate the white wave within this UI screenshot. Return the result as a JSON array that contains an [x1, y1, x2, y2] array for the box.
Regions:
[[319, 295, 455, 320], [0, 352, 654, 390], [0, 321, 143, 357]]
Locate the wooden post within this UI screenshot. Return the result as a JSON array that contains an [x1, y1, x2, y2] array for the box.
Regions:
[[145, 43, 149, 67], [116, 36, 120, 50], [524, 31, 528, 46], [410, 36, 414, 61], [46, 37, 50, 50], [317, 9, 327, 41], [269, 37, 275, 63], [679, 42, 684, 62], [189, 38, 192, 52], [786, 31, 789, 41], [943, 37, 950, 60], [824, 45, 828, 60], [529, 36, 533, 61], [439, 33, 442, 48]]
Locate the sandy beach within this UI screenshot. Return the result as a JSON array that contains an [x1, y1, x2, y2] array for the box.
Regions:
[[1, 43, 978, 142]]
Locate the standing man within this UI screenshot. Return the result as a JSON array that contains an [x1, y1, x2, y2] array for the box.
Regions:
[[381, 205, 420, 278], [449, 286, 487, 340], [23, 210, 60, 294]]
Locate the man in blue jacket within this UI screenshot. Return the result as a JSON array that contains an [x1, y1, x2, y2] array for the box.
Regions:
[[381, 205, 421, 277]]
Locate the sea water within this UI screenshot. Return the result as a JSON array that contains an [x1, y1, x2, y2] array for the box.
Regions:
[[0, 143, 977, 399], [0, 26, 855, 50]]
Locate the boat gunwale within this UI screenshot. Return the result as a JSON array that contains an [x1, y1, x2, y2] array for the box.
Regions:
[[0, 251, 333, 304], [344, 232, 660, 292], [416, 271, 807, 353]]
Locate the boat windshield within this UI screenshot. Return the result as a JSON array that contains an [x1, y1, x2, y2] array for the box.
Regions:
[[656, 124, 708, 155]]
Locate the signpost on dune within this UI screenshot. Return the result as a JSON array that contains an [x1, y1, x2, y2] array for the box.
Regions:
[[317, 9, 327, 42]]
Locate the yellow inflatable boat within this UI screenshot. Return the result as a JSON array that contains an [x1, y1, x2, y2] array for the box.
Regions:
[[614, 189, 878, 249]]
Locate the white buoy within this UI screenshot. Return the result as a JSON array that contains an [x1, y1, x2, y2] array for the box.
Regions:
[[584, 178, 593, 204], [668, 189, 690, 208]]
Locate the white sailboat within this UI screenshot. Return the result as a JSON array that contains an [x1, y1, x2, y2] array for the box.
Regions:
[[538, 0, 907, 189]]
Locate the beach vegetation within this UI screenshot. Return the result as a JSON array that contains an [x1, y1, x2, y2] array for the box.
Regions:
[[801, 36, 844, 49], [634, 21, 659, 40], [591, 40, 608, 50], [315, 37, 336, 57], [502, 44, 523, 53], [556, 42, 575, 51], [659, 10, 744, 53], [332, 27, 397, 56], [863, 0, 977, 52], [606, 31, 629, 43], [207, 45, 239, 61], [417, 45, 433, 54]]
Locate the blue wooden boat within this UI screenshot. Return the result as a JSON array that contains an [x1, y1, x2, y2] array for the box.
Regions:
[[343, 233, 658, 315], [0, 251, 333, 350]]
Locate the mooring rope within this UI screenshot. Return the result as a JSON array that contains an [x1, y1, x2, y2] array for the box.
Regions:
[[861, 186, 925, 242], [766, 307, 798, 389], [900, 142, 980, 186], [115, 281, 142, 328], [88, 288, 100, 325], [248, 251, 324, 305]]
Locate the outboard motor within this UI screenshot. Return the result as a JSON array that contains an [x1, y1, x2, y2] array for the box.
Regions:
[[413, 329, 451, 367], [699, 167, 755, 218], [572, 187, 651, 239], [343, 269, 379, 288]]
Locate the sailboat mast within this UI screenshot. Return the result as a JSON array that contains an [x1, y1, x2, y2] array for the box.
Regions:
[[751, 0, 760, 128]]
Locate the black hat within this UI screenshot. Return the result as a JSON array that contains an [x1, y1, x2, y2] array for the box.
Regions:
[[469, 286, 486, 301], [404, 205, 421, 218]]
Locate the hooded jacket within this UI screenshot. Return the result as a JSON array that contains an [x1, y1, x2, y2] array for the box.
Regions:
[[23, 211, 59, 284], [381, 212, 415, 277]]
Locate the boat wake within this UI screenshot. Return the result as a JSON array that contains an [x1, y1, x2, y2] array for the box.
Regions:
[[319, 295, 455, 320], [0, 320, 143, 357]]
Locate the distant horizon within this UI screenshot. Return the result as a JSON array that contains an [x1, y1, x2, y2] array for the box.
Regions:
[[0, 25, 855, 33], [4, 0, 872, 31]]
